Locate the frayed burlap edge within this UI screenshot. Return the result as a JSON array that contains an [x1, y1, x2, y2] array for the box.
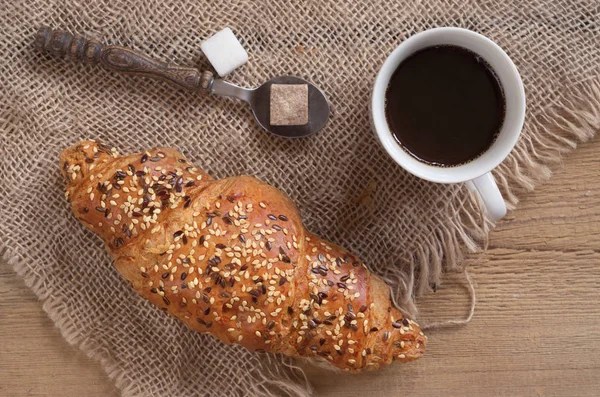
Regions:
[[390, 78, 600, 324], [4, 78, 600, 395], [3, 244, 313, 397]]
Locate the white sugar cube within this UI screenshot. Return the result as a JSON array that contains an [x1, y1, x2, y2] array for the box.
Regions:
[[200, 28, 248, 77]]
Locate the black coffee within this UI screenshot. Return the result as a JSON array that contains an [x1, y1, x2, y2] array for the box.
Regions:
[[385, 45, 505, 166]]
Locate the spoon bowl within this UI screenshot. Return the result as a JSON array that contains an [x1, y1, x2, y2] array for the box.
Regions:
[[211, 76, 330, 138]]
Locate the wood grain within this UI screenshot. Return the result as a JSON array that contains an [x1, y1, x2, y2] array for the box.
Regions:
[[1, 138, 599, 396]]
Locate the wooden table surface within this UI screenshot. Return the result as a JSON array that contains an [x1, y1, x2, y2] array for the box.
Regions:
[[1, 139, 599, 397]]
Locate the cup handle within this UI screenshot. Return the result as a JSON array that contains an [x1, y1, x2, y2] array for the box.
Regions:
[[466, 172, 506, 221]]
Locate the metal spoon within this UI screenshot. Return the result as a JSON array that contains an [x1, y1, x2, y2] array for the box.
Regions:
[[36, 27, 330, 138]]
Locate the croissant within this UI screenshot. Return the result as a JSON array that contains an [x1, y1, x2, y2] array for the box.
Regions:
[[60, 140, 426, 372]]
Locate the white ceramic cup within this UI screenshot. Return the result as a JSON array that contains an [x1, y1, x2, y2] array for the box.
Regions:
[[371, 27, 526, 221]]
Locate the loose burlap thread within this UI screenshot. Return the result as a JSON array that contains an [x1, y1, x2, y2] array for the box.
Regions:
[[1, 0, 599, 396]]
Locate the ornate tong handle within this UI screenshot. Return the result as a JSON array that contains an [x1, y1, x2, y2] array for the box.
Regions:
[[35, 26, 214, 92]]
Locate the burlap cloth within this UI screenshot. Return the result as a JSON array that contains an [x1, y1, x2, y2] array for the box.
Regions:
[[1, 0, 599, 395]]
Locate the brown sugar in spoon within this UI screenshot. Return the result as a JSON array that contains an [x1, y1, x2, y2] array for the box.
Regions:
[[35, 27, 330, 138]]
